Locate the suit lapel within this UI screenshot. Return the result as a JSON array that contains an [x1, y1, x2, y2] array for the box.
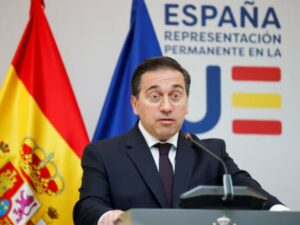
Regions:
[[124, 126, 168, 208], [172, 132, 194, 207]]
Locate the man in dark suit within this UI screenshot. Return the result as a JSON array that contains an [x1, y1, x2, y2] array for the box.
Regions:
[[73, 56, 286, 225]]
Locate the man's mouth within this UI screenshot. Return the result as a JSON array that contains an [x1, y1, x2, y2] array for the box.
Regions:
[[158, 118, 175, 125]]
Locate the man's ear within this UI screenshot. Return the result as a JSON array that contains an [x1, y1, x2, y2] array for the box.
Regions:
[[131, 95, 139, 115], [185, 98, 189, 115]]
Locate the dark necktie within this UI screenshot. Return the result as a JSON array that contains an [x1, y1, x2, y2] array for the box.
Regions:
[[154, 143, 173, 207]]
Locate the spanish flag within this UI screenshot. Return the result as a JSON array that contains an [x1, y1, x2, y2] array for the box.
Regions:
[[0, 0, 89, 224]]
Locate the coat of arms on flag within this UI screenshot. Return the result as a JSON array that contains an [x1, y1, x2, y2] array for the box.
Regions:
[[0, 141, 62, 224]]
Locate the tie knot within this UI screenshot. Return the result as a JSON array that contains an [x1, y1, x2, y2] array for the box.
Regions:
[[154, 143, 172, 156]]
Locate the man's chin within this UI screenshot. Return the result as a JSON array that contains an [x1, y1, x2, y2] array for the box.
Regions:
[[156, 129, 177, 141]]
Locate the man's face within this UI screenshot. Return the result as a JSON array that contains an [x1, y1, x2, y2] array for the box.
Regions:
[[131, 68, 189, 141]]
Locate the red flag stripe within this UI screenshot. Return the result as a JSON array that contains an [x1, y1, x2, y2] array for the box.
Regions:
[[232, 66, 281, 81], [233, 120, 282, 135], [12, 1, 89, 157]]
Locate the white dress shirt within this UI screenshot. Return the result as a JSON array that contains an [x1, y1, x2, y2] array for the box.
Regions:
[[138, 121, 178, 172]]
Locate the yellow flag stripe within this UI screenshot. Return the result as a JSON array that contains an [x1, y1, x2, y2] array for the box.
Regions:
[[232, 93, 281, 108], [0, 66, 81, 224]]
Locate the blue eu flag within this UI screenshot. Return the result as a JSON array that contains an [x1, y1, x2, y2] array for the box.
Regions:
[[93, 0, 162, 141]]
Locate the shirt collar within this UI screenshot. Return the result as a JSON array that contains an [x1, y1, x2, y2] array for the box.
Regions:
[[138, 121, 178, 148]]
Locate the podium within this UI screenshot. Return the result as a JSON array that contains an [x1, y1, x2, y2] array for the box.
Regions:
[[118, 209, 300, 225]]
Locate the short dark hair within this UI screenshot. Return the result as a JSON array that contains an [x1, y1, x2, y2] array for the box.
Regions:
[[131, 56, 191, 98]]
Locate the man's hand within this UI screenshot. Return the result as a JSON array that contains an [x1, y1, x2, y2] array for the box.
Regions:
[[98, 210, 124, 225]]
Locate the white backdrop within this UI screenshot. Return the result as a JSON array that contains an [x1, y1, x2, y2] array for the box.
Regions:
[[1, 0, 299, 210]]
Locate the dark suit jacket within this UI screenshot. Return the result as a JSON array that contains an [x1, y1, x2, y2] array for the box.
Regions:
[[73, 125, 282, 225]]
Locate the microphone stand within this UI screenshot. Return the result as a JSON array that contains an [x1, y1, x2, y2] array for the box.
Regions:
[[184, 133, 234, 202]]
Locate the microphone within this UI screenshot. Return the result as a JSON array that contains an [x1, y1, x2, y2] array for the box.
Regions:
[[184, 133, 234, 201]]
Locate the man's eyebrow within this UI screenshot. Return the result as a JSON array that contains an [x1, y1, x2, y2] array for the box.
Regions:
[[145, 85, 159, 93], [172, 84, 185, 90]]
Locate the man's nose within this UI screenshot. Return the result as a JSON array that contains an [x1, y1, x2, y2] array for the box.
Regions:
[[160, 96, 173, 113]]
